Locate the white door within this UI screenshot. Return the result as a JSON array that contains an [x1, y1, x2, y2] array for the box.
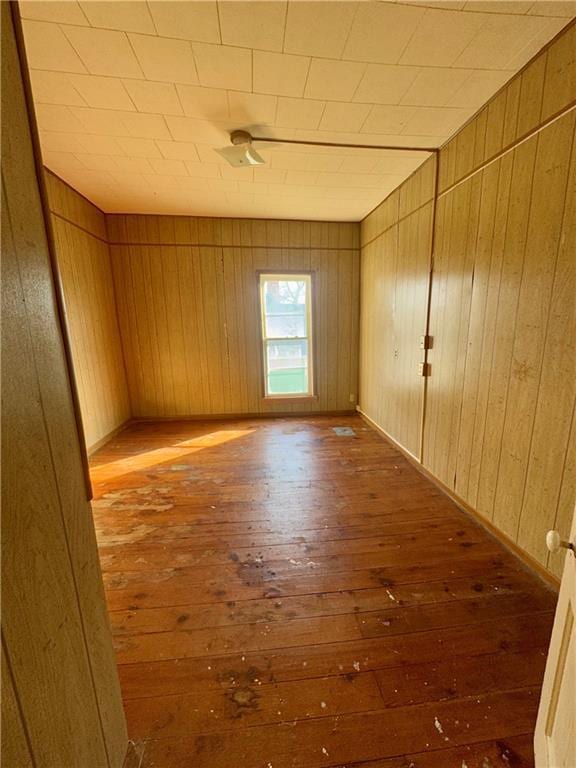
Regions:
[[534, 507, 576, 767]]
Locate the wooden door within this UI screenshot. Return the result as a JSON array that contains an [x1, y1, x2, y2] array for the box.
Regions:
[[534, 506, 576, 766]]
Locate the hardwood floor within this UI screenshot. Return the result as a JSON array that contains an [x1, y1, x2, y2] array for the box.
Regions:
[[90, 415, 556, 768]]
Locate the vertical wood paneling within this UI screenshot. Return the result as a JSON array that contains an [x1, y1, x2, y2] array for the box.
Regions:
[[359, 157, 436, 459], [46, 173, 130, 451], [423, 20, 576, 579], [1, 4, 126, 764], [360, 22, 575, 580], [1, 640, 33, 767], [109, 217, 359, 417], [492, 115, 573, 540], [437, 21, 576, 196]]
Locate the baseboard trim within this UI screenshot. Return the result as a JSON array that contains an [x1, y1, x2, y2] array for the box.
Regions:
[[87, 420, 131, 456], [357, 407, 560, 591], [130, 410, 357, 422]]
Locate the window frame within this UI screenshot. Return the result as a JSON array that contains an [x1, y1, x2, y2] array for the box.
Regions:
[[258, 271, 315, 400]]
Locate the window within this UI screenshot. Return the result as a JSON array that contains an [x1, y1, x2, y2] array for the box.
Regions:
[[259, 273, 314, 398]]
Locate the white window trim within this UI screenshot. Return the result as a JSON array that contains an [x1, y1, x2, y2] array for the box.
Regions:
[[259, 273, 314, 399]]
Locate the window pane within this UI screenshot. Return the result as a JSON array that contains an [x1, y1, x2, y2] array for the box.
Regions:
[[263, 279, 307, 339], [266, 339, 309, 395]]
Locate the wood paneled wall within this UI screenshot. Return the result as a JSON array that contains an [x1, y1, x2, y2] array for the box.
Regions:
[[1, 4, 126, 766], [359, 156, 436, 458], [360, 21, 576, 579], [107, 215, 360, 417], [425, 23, 576, 579], [46, 172, 130, 452]]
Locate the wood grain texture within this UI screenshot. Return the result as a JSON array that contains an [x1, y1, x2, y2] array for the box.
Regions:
[[438, 21, 576, 195], [108, 215, 360, 417], [359, 21, 576, 581], [425, 31, 576, 579], [1, 641, 33, 768], [90, 414, 555, 767], [46, 172, 131, 452], [1, 5, 127, 765], [359, 156, 436, 458]]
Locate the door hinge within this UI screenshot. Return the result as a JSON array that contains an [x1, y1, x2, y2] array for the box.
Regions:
[[418, 362, 431, 377], [419, 334, 433, 350]]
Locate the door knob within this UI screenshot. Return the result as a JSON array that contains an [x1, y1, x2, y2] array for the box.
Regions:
[[546, 530, 575, 554]]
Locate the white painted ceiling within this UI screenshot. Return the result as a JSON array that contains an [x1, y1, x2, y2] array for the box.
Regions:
[[21, 0, 575, 221]]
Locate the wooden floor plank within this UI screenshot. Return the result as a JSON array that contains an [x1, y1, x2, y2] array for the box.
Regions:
[[90, 415, 555, 766], [139, 688, 540, 767]]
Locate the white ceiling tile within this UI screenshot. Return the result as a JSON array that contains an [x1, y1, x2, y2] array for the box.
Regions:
[[43, 151, 86, 172], [43, 132, 126, 156], [319, 102, 371, 132], [218, 0, 287, 51], [19, 1, 89, 25], [305, 59, 366, 102], [40, 131, 90, 154], [147, 158, 189, 176], [401, 106, 472, 136], [447, 69, 513, 108], [407, 1, 466, 8], [219, 165, 254, 181], [362, 105, 417, 134], [79, 1, 156, 33], [505, 17, 568, 70], [75, 153, 123, 172], [157, 141, 201, 161], [123, 80, 183, 116], [270, 151, 343, 172], [165, 116, 229, 143], [253, 50, 310, 97], [353, 64, 420, 105], [528, 0, 576, 16], [147, 1, 221, 43], [121, 112, 171, 139], [22, 21, 86, 73], [68, 74, 136, 110], [115, 137, 162, 157], [284, 1, 357, 58], [228, 92, 278, 125], [65, 169, 118, 188], [70, 107, 132, 137], [176, 85, 229, 120], [316, 172, 385, 188], [234, 184, 264, 198], [285, 170, 320, 185], [337, 155, 379, 174], [209, 179, 240, 193], [30, 0, 575, 221], [62, 26, 142, 77], [109, 171, 149, 188], [35, 103, 86, 133], [343, 3, 426, 63], [29, 70, 86, 106], [276, 97, 325, 129], [113, 157, 155, 174], [192, 42, 252, 91], [77, 135, 128, 155], [401, 67, 474, 106], [399, 8, 486, 66], [195, 143, 230, 164], [463, 1, 533, 12], [184, 162, 221, 178], [372, 155, 426, 174], [252, 167, 287, 184], [454, 14, 549, 69], [129, 34, 198, 84]]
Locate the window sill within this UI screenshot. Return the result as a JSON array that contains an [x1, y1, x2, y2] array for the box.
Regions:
[[262, 395, 318, 404]]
